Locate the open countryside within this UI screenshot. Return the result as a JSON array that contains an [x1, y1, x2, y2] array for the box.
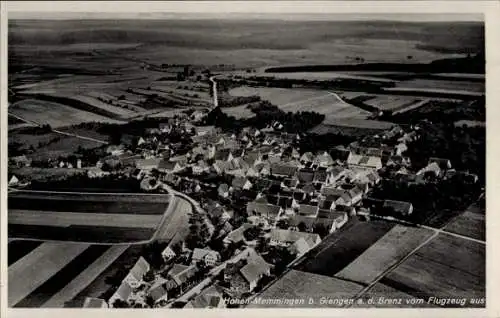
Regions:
[[7, 12, 485, 310]]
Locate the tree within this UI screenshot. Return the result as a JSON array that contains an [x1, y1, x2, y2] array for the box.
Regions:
[[276, 219, 290, 230], [143, 270, 155, 283], [145, 295, 155, 308], [297, 222, 307, 232], [113, 299, 130, 308], [243, 226, 262, 241]]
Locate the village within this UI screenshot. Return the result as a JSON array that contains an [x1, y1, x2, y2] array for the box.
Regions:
[[8, 106, 481, 309]]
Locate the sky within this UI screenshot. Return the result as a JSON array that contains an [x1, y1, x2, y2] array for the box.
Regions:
[[7, 1, 484, 21]]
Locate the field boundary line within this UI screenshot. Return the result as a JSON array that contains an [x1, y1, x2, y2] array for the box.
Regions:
[[346, 230, 439, 307], [41, 245, 130, 308], [8, 112, 109, 144]]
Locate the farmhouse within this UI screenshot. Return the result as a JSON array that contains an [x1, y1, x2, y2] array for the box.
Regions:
[[158, 159, 183, 173], [223, 223, 255, 245], [83, 297, 108, 308], [247, 201, 282, 221], [232, 176, 253, 191], [417, 162, 442, 178], [123, 256, 150, 288], [109, 282, 133, 307], [218, 183, 230, 198], [269, 229, 321, 249], [270, 164, 297, 178], [184, 284, 226, 308], [428, 157, 452, 170], [167, 264, 197, 286], [136, 158, 161, 171], [147, 280, 169, 303], [8, 175, 19, 186], [347, 154, 382, 170], [10, 155, 31, 168], [191, 248, 221, 267]]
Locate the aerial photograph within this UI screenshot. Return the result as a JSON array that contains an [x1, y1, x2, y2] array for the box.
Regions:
[[6, 6, 485, 309]]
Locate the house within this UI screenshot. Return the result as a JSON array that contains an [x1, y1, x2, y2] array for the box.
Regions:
[[246, 201, 282, 221], [8, 175, 19, 186], [223, 223, 255, 245], [109, 282, 133, 307], [246, 167, 260, 178], [300, 152, 314, 163], [314, 152, 334, 167], [417, 162, 442, 178], [10, 155, 31, 168], [136, 158, 161, 171], [147, 280, 169, 304], [123, 257, 150, 288], [184, 284, 226, 308], [191, 248, 221, 267], [383, 200, 414, 216], [298, 204, 319, 218], [167, 264, 197, 286], [86, 167, 110, 178], [347, 154, 383, 170], [83, 297, 108, 308], [243, 151, 262, 166], [270, 164, 297, 178], [394, 143, 408, 156], [297, 169, 315, 184], [131, 168, 147, 180], [328, 167, 348, 185], [157, 159, 182, 174], [191, 110, 207, 122], [321, 187, 351, 206], [161, 245, 177, 261], [225, 251, 272, 294], [106, 144, 126, 156], [159, 123, 173, 134], [428, 157, 452, 170], [217, 183, 230, 199], [232, 176, 253, 191], [206, 203, 233, 223], [192, 160, 210, 175], [269, 229, 321, 250]]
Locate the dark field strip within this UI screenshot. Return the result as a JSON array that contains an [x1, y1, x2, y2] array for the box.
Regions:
[[67, 245, 144, 307], [378, 277, 431, 299], [8, 198, 168, 215], [9, 224, 155, 243], [8, 241, 42, 266], [9, 192, 171, 203], [14, 245, 110, 308], [295, 219, 394, 277]]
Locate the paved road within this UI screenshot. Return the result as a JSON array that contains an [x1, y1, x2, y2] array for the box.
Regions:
[[8, 112, 108, 144]]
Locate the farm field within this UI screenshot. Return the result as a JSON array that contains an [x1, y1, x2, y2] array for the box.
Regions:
[[8, 240, 43, 266], [255, 71, 396, 83], [9, 168, 86, 183], [153, 196, 192, 242], [8, 224, 157, 244], [9, 210, 162, 229], [8, 99, 122, 127], [8, 192, 171, 215], [221, 104, 256, 119], [316, 118, 395, 130], [353, 282, 438, 308], [8, 242, 90, 307], [444, 210, 485, 241], [295, 219, 394, 277], [454, 120, 485, 128], [380, 233, 485, 302], [362, 95, 426, 111], [229, 86, 369, 118], [248, 270, 364, 308], [13, 245, 111, 308], [395, 78, 484, 93], [335, 225, 435, 285], [41, 245, 130, 308]]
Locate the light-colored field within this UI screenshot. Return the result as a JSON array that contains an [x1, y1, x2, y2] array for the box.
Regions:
[[221, 105, 256, 119], [229, 86, 369, 118], [248, 269, 364, 307], [335, 225, 435, 285], [454, 120, 485, 128], [9, 210, 162, 229], [8, 99, 121, 127], [256, 71, 395, 83], [383, 233, 485, 299], [73, 95, 135, 117], [41, 245, 129, 308], [319, 118, 395, 129], [363, 95, 424, 111], [153, 196, 192, 242], [353, 283, 437, 308], [8, 242, 90, 307]]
